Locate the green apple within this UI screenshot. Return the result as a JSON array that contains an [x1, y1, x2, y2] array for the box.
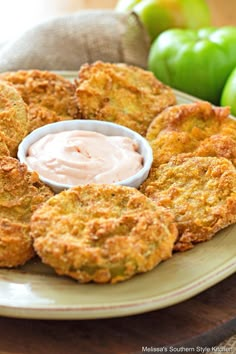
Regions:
[[115, 0, 211, 41]]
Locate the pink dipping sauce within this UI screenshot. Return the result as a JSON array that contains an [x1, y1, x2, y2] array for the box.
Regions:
[[26, 130, 143, 185]]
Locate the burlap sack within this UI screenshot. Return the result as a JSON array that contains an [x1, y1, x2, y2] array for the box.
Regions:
[[209, 334, 236, 354], [0, 10, 150, 72]]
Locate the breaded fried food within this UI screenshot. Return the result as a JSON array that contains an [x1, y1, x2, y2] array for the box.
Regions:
[[0, 132, 10, 157], [31, 184, 177, 284], [75, 61, 176, 136], [140, 156, 236, 252], [0, 157, 53, 267], [146, 101, 236, 167], [147, 101, 231, 141], [179, 134, 236, 167], [0, 80, 28, 156], [0, 70, 78, 133], [150, 131, 199, 168]]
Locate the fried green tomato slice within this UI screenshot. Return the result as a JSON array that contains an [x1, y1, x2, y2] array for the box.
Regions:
[[178, 134, 236, 167], [31, 184, 177, 284], [75, 61, 176, 136], [0, 132, 10, 157], [0, 80, 28, 156], [0, 157, 53, 267], [140, 156, 236, 252], [146, 101, 236, 167], [0, 70, 79, 133]]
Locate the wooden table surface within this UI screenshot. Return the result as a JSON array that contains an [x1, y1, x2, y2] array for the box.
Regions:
[[0, 274, 235, 353]]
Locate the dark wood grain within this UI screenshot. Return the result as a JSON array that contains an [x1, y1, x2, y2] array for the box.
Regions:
[[0, 274, 235, 354]]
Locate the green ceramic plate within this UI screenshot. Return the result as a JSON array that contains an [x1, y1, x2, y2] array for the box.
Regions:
[[0, 72, 235, 319]]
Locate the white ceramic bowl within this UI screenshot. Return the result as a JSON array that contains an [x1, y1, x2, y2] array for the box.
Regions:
[[18, 120, 153, 193]]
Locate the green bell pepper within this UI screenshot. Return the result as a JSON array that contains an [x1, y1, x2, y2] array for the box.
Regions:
[[148, 27, 236, 104], [115, 0, 211, 41]]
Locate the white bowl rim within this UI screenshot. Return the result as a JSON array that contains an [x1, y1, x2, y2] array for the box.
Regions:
[[18, 120, 153, 190]]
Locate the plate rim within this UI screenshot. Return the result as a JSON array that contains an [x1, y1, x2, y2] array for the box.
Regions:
[[0, 70, 235, 320], [0, 255, 235, 320]]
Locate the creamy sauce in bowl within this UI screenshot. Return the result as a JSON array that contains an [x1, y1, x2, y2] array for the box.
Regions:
[[26, 130, 143, 185]]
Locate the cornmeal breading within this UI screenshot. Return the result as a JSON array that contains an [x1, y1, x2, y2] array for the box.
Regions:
[[0, 157, 53, 267], [146, 101, 231, 141], [146, 102, 236, 167], [140, 156, 236, 251], [0, 132, 10, 157], [179, 134, 236, 167], [31, 184, 177, 283], [0, 80, 28, 156], [150, 130, 199, 168], [75, 61, 176, 136], [0, 70, 79, 133]]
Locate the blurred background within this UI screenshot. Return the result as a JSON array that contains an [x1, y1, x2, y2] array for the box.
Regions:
[[0, 0, 235, 43]]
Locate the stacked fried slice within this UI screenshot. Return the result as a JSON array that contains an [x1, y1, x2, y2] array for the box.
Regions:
[[0, 157, 53, 267], [30, 184, 177, 283], [146, 101, 236, 167], [75, 61, 176, 136], [140, 155, 236, 251], [0, 80, 28, 157], [0, 70, 79, 133], [141, 101, 236, 251]]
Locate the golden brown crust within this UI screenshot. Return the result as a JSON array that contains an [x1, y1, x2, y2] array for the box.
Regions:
[[179, 134, 236, 167], [0, 132, 10, 157], [0, 219, 33, 268], [75, 61, 176, 136], [0, 80, 28, 156], [140, 156, 236, 252], [146, 101, 231, 141], [150, 131, 199, 168], [146, 102, 236, 167], [31, 184, 177, 283], [0, 70, 79, 133], [0, 157, 54, 267]]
